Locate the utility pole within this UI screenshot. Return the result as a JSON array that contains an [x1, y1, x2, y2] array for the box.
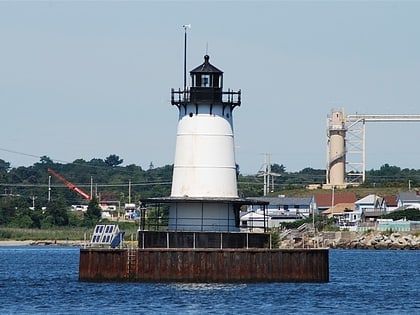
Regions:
[[258, 153, 280, 196], [48, 175, 51, 202], [331, 185, 335, 223], [128, 179, 131, 204], [90, 176, 93, 200]]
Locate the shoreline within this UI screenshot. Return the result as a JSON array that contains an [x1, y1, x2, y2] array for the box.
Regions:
[[1, 231, 419, 249], [1, 241, 418, 250], [0, 240, 34, 246], [0, 240, 86, 247]]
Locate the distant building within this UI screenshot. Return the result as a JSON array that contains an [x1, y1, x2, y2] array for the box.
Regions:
[[322, 202, 359, 231], [380, 195, 399, 213], [355, 194, 383, 222], [313, 192, 357, 212], [397, 191, 420, 209], [240, 196, 316, 231]]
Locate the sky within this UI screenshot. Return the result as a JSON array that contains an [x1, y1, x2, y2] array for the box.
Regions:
[[1, 1, 420, 176]]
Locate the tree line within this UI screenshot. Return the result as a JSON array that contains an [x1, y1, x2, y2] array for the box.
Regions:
[[0, 154, 419, 229]]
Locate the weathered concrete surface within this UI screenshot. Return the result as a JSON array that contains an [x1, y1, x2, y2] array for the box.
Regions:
[[79, 248, 329, 283]]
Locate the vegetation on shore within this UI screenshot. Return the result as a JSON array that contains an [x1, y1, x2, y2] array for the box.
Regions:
[[0, 221, 140, 241], [0, 156, 419, 241]]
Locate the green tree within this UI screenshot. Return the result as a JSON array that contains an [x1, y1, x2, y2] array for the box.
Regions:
[[11, 214, 33, 228], [0, 159, 11, 172], [0, 196, 16, 225], [84, 197, 102, 226], [271, 163, 286, 174], [9, 197, 33, 228], [43, 196, 68, 227], [383, 208, 420, 221], [105, 154, 123, 167], [39, 155, 54, 165]]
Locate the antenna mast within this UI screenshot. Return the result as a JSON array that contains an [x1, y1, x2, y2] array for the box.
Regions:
[[182, 24, 191, 92]]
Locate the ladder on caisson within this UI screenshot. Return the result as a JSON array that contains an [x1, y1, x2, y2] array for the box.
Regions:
[[127, 248, 137, 280]]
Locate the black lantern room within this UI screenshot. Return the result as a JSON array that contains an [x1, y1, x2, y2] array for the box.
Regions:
[[171, 55, 241, 109]]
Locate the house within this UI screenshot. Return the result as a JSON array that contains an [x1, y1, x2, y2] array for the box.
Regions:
[[355, 194, 379, 212], [375, 195, 398, 213], [397, 191, 420, 209], [239, 211, 268, 231], [322, 203, 355, 218], [322, 202, 359, 231], [246, 196, 316, 216], [240, 196, 316, 231], [355, 194, 383, 222], [313, 192, 357, 212]]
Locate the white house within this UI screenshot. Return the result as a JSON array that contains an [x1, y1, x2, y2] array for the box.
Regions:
[[397, 191, 420, 209], [355, 194, 380, 213], [240, 196, 316, 231]]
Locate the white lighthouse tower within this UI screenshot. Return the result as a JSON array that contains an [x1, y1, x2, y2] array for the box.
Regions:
[[169, 55, 242, 231]]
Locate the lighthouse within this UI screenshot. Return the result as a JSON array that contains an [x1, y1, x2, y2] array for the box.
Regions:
[[79, 52, 330, 284], [79, 50, 330, 284], [169, 55, 242, 231]]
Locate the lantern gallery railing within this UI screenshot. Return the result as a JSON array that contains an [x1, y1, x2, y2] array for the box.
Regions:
[[171, 88, 241, 108]]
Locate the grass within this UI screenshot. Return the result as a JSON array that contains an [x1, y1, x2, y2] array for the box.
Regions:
[[0, 223, 140, 241]]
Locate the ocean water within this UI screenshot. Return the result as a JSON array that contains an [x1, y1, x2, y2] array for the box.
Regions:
[[0, 247, 418, 314]]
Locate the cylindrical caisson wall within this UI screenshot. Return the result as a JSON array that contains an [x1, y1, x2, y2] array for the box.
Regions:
[[79, 248, 330, 283]]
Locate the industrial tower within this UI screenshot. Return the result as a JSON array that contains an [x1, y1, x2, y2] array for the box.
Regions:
[[325, 110, 347, 188], [325, 109, 420, 188]]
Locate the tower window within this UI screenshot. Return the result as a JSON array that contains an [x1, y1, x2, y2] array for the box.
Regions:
[[201, 74, 210, 87]]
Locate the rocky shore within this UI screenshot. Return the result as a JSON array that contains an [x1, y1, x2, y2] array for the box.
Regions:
[[330, 232, 420, 250], [279, 231, 420, 250]]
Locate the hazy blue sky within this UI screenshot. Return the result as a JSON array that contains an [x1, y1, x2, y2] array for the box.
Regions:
[[1, 1, 419, 175]]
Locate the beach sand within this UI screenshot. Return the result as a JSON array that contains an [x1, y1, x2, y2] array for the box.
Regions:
[[0, 240, 34, 246], [0, 240, 87, 246]]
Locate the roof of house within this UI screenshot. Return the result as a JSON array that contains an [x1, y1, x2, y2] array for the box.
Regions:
[[240, 211, 265, 220], [322, 203, 355, 215], [383, 195, 398, 207], [248, 196, 313, 206], [314, 192, 357, 208], [355, 194, 380, 205], [397, 191, 420, 203]]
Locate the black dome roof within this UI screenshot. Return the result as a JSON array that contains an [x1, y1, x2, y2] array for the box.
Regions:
[[190, 55, 223, 74]]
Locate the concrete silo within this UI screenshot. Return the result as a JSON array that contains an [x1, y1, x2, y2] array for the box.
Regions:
[[326, 109, 347, 188]]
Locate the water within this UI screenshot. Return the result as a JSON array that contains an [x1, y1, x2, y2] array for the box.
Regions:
[[0, 247, 418, 314]]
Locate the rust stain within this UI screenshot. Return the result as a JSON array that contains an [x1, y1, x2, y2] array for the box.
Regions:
[[79, 248, 329, 283]]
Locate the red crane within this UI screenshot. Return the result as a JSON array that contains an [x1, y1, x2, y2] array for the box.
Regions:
[[48, 168, 92, 201]]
